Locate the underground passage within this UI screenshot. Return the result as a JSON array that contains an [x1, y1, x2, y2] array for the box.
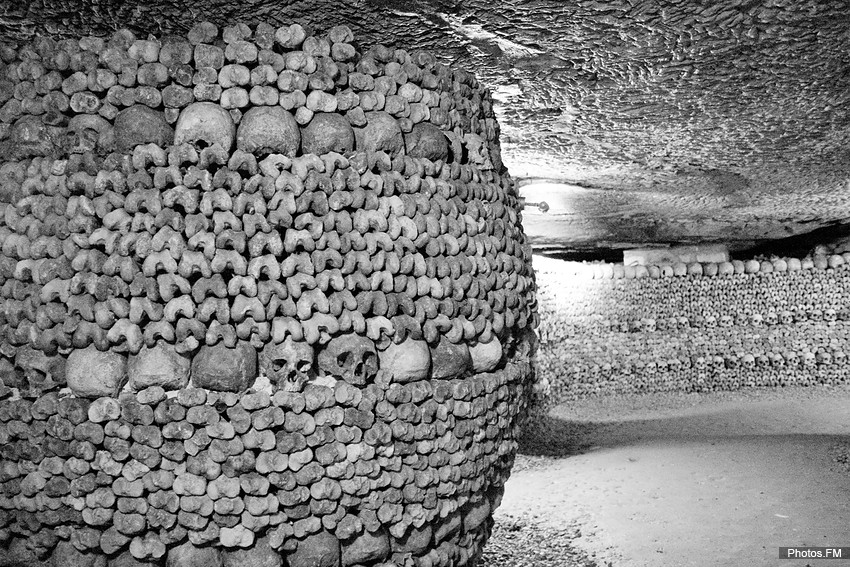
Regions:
[[0, 2, 849, 567]]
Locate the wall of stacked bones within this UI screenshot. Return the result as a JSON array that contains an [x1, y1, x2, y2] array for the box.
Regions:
[[0, 21, 539, 567], [536, 255, 850, 403]]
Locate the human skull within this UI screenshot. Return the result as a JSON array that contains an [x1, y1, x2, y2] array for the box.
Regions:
[[668, 358, 681, 373], [317, 333, 378, 386], [704, 315, 717, 329], [801, 351, 816, 367], [237, 106, 300, 155], [750, 314, 763, 327], [302, 112, 356, 155], [15, 345, 65, 392], [784, 351, 799, 367], [114, 105, 173, 153], [513, 328, 539, 359], [260, 337, 315, 392], [644, 318, 657, 333], [834, 351, 847, 366], [724, 355, 738, 370], [741, 354, 756, 370], [816, 351, 832, 366], [9, 115, 59, 158], [756, 354, 771, 368], [719, 315, 734, 328], [601, 363, 613, 379], [174, 102, 235, 150], [765, 311, 778, 326], [357, 111, 405, 157], [712, 356, 726, 372], [66, 114, 114, 154], [677, 317, 690, 330], [809, 309, 823, 323], [463, 133, 493, 168], [694, 356, 707, 372], [656, 359, 669, 373], [824, 309, 838, 322], [644, 361, 657, 375], [780, 311, 794, 325], [404, 122, 449, 161], [0, 357, 23, 389], [128, 343, 190, 391], [794, 306, 808, 322]]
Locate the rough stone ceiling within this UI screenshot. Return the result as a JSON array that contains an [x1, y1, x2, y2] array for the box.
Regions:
[[3, 0, 850, 252]]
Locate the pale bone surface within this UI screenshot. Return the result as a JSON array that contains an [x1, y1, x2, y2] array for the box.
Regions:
[[3, 1, 848, 251]]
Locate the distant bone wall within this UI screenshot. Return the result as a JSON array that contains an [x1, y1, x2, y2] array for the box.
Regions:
[[535, 254, 850, 403]]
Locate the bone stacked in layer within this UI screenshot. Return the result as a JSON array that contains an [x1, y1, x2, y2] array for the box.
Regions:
[[535, 256, 850, 404], [0, 21, 538, 567]]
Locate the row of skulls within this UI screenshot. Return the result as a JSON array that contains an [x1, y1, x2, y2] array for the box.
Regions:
[[536, 257, 850, 344], [0, 355, 531, 565], [538, 308, 846, 340], [533, 256, 850, 401], [537, 350, 850, 403], [555, 254, 850, 281], [0, 20, 537, 567], [0, 21, 536, 365], [0, 21, 500, 167], [550, 348, 850, 379]]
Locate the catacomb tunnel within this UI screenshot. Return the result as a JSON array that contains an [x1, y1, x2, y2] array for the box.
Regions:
[[1, 2, 850, 567]]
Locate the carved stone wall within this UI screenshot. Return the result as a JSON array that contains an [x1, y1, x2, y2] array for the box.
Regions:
[[0, 22, 538, 567], [536, 255, 850, 403]]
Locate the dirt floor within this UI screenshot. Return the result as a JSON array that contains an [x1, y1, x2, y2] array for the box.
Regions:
[[480, 385, 850, 567]]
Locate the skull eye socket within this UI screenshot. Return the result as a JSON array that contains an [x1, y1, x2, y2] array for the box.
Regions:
[[337, 352, 351, 367], [297, 361, 312, 373]]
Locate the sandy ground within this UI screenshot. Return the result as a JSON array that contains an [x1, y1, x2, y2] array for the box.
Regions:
[[487, 385, 850, 567]]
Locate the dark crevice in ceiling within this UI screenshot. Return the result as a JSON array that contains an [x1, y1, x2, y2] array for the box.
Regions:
[[535, 221, 850, 263]]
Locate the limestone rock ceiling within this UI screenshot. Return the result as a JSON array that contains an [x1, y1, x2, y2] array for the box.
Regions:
[[4, 0, 850, 252]]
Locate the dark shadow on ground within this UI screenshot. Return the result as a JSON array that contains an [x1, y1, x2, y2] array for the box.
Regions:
[[517, 413, 602, 458]]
